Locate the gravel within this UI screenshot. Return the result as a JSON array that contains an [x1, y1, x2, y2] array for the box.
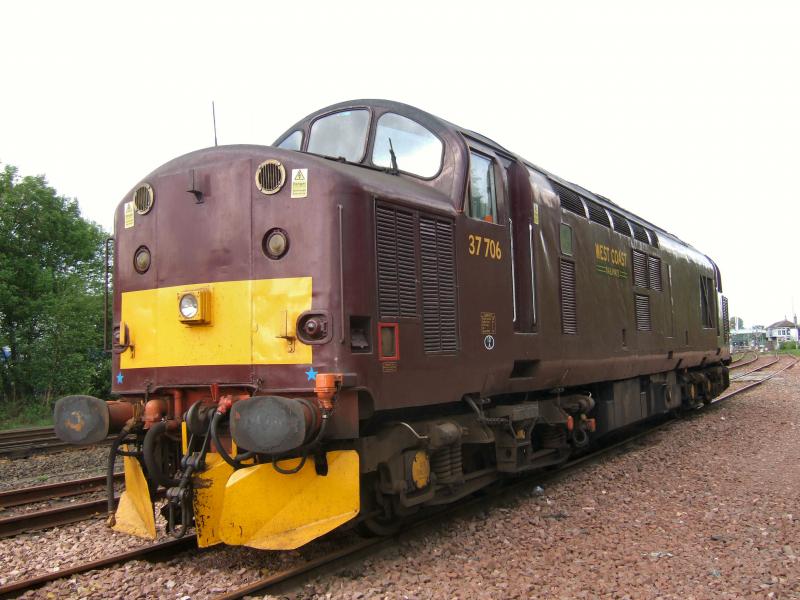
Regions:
[[4, 359, 799, 599]]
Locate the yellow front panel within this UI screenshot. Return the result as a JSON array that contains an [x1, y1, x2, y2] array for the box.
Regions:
[[120, 277, 312, 369]]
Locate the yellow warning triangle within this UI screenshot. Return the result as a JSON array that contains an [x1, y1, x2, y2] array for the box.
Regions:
[[294, 171, 305, 181]]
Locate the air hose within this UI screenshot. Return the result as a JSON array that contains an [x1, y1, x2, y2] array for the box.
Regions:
[[143, 421, 180, 487]]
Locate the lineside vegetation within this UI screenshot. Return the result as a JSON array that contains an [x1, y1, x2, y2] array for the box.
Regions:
[[0, 163, 110, 428]]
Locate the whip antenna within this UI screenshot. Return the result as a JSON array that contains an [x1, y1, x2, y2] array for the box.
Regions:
[[212, 101, 218, 147]]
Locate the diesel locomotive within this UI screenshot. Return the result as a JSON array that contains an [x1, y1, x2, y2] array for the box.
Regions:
[[54, 99, 730, 550]]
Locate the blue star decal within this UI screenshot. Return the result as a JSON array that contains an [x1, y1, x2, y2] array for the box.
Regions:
[[305, 366, 318, 381], [116, 372, 124, 384]]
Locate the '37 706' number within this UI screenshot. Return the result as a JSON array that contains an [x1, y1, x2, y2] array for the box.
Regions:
[[468, 234, 502, 260]]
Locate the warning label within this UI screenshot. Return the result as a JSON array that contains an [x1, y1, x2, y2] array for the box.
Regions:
[[124, 201, 134, 229], [480, 312, 496, 335], [291, 168, 308, 198]]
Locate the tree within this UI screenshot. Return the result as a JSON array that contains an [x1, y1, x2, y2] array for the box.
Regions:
[[0, 163, 110, 410]]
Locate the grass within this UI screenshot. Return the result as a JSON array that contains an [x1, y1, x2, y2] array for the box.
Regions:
[[778, 348, 800, 357], [0, 401, 53, 431]]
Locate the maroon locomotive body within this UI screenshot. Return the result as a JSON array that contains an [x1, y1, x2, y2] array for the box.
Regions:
[[54, 99, 730, 549]]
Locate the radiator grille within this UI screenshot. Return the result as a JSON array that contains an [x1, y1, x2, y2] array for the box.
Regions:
[[632, 250, 647, 287], [376, 204, 418, 319], [635, 293, 651, 331], [560, 259, 577, 334], [551, 181, 586, 217], [631, 222, 650, 244], [610, 211, 631, 236], [647, 229, 659, 247], [420, 215, 458, 353], [585, 199, 610, 228], [648, 256, 662, 291]]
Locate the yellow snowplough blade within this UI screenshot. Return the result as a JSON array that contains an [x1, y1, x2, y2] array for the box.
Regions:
[[218, 450, 359, 550], [112, 446, 156, 539], [192, 453, 234, 547]]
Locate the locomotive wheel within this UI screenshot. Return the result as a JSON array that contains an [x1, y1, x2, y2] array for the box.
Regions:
[[357, 514, 403, 537]]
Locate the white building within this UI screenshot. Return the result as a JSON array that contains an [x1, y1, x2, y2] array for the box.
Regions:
[[766, 319, 799, 344]]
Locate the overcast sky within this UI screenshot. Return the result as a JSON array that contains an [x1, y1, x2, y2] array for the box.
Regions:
[[1, 1, 798, 326]]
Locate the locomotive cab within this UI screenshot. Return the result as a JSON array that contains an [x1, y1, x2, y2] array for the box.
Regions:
[[53, 99, 730, 551]]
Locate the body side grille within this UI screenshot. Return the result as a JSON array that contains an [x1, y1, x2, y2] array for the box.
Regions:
[[635, 293, 651, 331], [420, 215, 458, 353], [648, 256, 662, 291], [560, 259, 577, 334], [722, 295, 730, 342], [376, 204, 418, 319], [632, 249, 647, 288]]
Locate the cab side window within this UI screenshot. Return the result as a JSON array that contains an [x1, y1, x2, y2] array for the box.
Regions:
[[468, 151, 497, 223]]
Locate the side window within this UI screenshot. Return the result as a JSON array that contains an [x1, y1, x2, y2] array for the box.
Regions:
[[468, 152, 497, 223], [277, 130, 303, 151]]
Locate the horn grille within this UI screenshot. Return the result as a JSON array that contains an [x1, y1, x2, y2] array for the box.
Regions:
[[255, 160, 286, 195], [133, 183, 154, 214]]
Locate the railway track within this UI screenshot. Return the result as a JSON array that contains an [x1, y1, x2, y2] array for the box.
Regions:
[[0, 473, 141, 538], [0, 425, 112, 458], [0, 472, 122, 509], [729, 349, 759, 370], [0, 496, 113, 538], [729, 353, 780, 381], [3, 355, 795, 599]]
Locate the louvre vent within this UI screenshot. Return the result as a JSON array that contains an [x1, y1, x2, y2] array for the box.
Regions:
[[585, 199, 610, 227], [375, 204, 418, 319], [560, 259, 577, 334], [631, 222, 650, 244], [635, 294, 651, 331], [647, 229, 659, 247], [551, 181, 586, 217], [420, 215, 458, 353], [632, 250, 647, 287], [610, 211, 631, 236], [647, 256, 662, 291], [722, 295, 730, 342]]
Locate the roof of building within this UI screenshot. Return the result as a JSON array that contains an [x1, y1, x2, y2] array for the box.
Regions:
[[767, 319, 796, 329]]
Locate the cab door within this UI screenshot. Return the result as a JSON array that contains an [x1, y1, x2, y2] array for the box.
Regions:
[[460, 144, 513, 363]]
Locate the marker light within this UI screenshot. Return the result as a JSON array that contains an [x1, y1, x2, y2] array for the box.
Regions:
[[133, 246, 151, 274], [263, 228, 289, 259]]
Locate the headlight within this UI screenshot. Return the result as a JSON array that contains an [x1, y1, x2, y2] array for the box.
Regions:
[[133, 246, 151, 274], [177, 288, 211, 325], [179, 294, 199, 318], [263, 228, 289, 259]]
